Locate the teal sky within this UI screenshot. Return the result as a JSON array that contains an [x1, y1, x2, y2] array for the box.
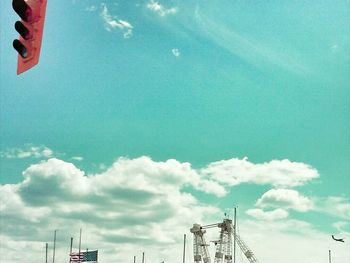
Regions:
[[1, 1, 349, 262]]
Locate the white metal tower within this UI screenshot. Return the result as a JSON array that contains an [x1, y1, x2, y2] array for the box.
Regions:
[[191, 219, 259, 263], [190, 224, 212, 263], [214, 219, 233, 263]]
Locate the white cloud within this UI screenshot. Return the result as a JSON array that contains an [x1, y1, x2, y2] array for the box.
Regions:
[[90, 156, 226, 197], [200, 157, 319, 188], [0, 157, 222, 263], [320, 196, 350, 220], [0, 145, 54, 159], [1, 156, 349, 263], [238, 219, 350, 263], [0, 184, 50, 223], [100, 3, 133, 38], [147, 0, 178, 16], [246, 208, 289, 220], [71, 156, 83, 161], [172, 48, 180, 57], [256, 189, 314, 212]]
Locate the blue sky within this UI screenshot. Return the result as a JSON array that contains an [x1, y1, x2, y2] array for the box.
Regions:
[[0, 1, 349, 262]]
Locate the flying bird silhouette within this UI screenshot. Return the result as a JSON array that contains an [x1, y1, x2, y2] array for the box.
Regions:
[[332, 235, 345, 242]]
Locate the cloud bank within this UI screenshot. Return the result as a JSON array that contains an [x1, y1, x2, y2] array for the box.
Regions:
[[2, 156, 347, 263], [1, 157, 221, 262]]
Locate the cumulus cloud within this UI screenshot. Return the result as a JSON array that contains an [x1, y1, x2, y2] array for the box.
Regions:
[[0, 184, 51, 224], [91, 156, 226, 197], [100, 3, 133, 38], [246, 208, 289, 221], [0, 145, 54, 159], [256, 189, 314, 212], [200, 158, 319, 188], [1, 156, 349, 263], [0, 157, 222, 263], [147, 0, 178, 16]]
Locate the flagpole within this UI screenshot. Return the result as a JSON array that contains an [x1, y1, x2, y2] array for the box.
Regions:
[[69, 237, 73, 263], [46, 243, 48, 263], [70, 238, 73, 254], [53, 230, 57, 263], [78, 228, 82, 260], [182, 234, 186, 263], [233, 207, 237, 263]]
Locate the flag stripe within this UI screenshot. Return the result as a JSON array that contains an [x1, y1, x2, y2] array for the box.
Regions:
[[70, 250, 98, 263]]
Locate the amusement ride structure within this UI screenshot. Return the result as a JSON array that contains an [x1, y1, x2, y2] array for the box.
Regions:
[[190, 218, 259, 263]]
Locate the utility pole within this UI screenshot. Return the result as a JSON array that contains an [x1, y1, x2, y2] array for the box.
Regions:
[[142, 252, 145, 263], [134, 256, 136, 263], [52, 230, 57, 263], [233, 207, 237, 263], [183, 234, 186, 263], [328, 250, 332, 263]]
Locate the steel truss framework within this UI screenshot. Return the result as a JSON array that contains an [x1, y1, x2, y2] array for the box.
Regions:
[[191, 219, 258, 263]]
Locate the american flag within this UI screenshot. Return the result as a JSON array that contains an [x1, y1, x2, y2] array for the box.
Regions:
[[70, 250, 98, 263], [70, 252, 83, 263]]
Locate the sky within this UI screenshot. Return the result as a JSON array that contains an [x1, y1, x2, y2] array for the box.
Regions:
[[0, 0, 349, 262]]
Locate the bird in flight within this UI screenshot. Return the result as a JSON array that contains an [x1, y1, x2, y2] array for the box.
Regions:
[[332, 235, 345, 242]]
